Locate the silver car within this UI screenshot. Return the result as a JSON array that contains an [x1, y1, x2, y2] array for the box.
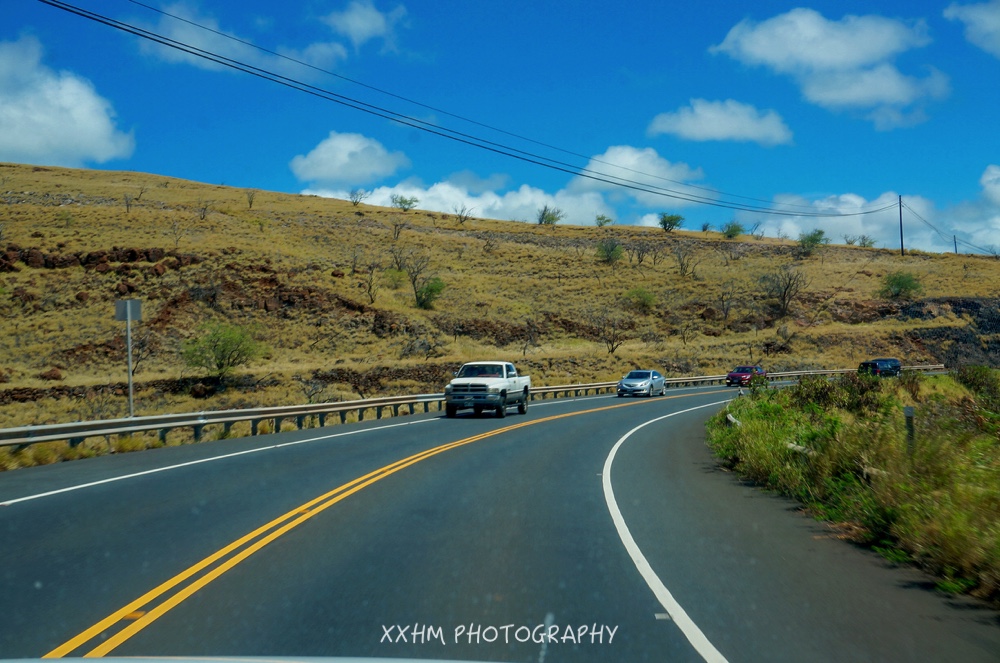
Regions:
[[617, 370, 666, 397]]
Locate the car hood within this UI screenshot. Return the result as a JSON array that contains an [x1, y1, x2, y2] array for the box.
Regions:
[[619, 378, 651, 385]]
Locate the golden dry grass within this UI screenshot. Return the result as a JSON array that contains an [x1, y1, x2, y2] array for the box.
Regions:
[[1, 161, 997, 432]]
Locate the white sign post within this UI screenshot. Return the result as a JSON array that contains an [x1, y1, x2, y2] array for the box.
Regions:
[[114, 299, 142, 418]]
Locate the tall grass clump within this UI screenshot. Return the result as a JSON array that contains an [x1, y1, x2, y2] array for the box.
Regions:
[[707, 370, 1000, 604]]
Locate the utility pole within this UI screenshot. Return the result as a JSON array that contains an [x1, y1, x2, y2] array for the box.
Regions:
[[898, 195, 904, 256], [954, 235, 958, 253]]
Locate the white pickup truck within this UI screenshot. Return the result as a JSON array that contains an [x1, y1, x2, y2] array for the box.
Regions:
[[444, 361, 531, 418]]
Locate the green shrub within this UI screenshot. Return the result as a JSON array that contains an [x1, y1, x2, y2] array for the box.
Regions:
[[623, 287, 655, 313], [721, 221, 744, 239], [182, 322, 265, 378], [878, 271, 923, 300], [595, 238, 623, 266], [414, 277, 446, 309]]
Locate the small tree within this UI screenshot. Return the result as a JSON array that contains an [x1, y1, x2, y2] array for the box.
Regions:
[[878, 271, 923, 300], [658, 213, 683, 233], [797, 228, 830, 257], [537, 204, 565, 225], [349, 188, 372, 206], [414, 277, 446, 309], [595, 214, 614, 227], [721, 221, 744, 239], [595, 237, 624, 267], [245, 189, 258, 210], [182, 323, 264, 379], [390, 194, 419, 212]]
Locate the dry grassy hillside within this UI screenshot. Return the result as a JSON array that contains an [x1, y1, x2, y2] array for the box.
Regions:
[[1, 162, 998, 429]]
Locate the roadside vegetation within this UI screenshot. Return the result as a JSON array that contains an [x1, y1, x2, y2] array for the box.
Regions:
[[706, 367, 1000, 605]]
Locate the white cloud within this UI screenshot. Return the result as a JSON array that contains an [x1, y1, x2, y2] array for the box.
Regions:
[[290, 131, 410, 185], [139, 4, 347, 75], [981, 164, 1000, 205], [945, 1, 1000, 58], [0, 36, 134, 167], [648, 99, 792, 146], [305, 179, 613, 226], [322, 0, 407, 51], [712, 8, 930, 72], [800, 64, 949, 109], [711, 8, 947, 129], [568, 145, 704, 208]]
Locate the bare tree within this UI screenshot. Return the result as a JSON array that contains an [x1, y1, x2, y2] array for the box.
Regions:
[[649, 242, 666, 266], [482, 232, 499, 254], [129, 328, 155, 376], [168, 218, 186, 249], [390, 216, 409, 240], [196, 199, 211, 220], [759, 265, 809, 317], [672, 242, 702, 278], [246, 189, 258, 210], [349, 188, 372, 206], [349, 245, 366, 275], [587, 310, 632, 355], [522, 317, 541, 358], [718, 279, 742, 325], [135, 184, 148, 201], [453, 204, 475, 225], [387, 245, 412, 271], [361, 259, 381, 304], [123, 193, 134, 214], [716, 242, 748, 266]]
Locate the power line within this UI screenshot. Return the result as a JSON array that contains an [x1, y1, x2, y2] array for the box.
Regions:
[[901, 200, 995, 255], [41, 0, 905, 219], [127, 0, 853, 214]]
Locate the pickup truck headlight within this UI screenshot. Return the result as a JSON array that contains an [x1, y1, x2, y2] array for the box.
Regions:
[[444, 385, 452, 394], [487, 386, 501, 394]]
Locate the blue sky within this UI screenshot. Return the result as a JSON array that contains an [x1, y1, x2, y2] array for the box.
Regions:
[[4, 0, 1000, 253]]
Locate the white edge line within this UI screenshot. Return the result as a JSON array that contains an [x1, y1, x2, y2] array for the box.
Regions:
[[602, 399, 732, 663], [0, 418, 437, 507]]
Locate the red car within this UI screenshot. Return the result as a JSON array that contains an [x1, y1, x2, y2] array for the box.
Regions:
[[726, 365, 766, 386]]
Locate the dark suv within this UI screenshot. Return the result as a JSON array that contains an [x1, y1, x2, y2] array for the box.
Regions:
[[858, 358, 902, 377]]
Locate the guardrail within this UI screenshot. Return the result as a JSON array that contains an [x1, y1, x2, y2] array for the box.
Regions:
[[0, 365, 945, 450]]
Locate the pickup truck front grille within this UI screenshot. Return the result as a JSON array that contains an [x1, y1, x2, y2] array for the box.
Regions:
[[451, 384, 488, 394]]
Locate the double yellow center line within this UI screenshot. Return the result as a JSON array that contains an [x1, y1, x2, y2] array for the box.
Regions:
[[45, 392, 722, 657]]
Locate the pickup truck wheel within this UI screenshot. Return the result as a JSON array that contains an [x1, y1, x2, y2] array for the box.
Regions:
[[518, 396, 528, 415], [445, 404, 457, 418], [495, 396, 507, 418], [473, 405, 483, 416]]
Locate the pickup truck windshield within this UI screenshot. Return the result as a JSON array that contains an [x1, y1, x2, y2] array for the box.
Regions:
[[457, 365, 503, 378]]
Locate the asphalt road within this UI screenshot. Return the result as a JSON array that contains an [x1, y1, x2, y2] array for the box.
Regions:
[[1, 387, 998, 662]]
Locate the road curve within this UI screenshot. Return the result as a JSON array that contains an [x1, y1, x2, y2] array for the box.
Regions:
[[1, 387, 997, 661]]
